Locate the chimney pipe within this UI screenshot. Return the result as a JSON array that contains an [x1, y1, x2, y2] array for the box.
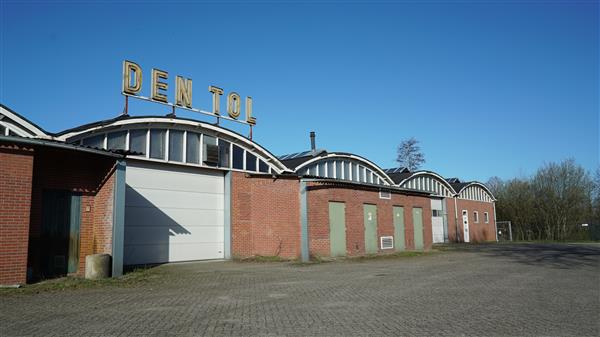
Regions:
[[310, 131, 316, 151]]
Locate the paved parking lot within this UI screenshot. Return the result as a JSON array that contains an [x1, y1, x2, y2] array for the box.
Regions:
[[1, 243, 599, 337]]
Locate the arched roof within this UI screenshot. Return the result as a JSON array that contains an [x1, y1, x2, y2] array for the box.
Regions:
[[454, 181, 496, 201], [291, 152, 395, 185], [0, 104, 49, 138], [397, 170, 457, 194], [55, 115, 290, 173]]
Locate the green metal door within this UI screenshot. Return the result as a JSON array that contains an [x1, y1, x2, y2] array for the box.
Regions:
[[363, 204, 378, 254], [41, 190, 81, 277], [393, 206, 405, 251], [329, 202, 346, 257], [413, 207, 424, 250]]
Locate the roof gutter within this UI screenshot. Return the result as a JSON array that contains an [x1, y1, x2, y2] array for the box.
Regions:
[[0, 135, 126, 158], [300, 177, 432, 196]]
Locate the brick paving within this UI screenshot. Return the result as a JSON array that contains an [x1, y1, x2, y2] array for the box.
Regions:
[[1, 243, 599, 337]]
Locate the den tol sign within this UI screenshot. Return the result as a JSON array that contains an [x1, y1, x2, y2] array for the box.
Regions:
[[121, 60, 256, 127]]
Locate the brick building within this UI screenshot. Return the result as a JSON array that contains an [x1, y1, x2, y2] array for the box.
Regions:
[[1, 103, 497, 285]]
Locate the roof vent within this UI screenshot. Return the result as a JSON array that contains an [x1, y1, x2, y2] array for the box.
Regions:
[[310, 131, 316, 151]]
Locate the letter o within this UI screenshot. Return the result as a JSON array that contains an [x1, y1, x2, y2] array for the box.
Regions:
[[227, 92, 241, 119]]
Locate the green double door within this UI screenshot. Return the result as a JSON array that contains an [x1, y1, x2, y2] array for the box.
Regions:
[[364, 204, 378, 254], [41, 190, 81, 278], [329, 202, 346, 257]]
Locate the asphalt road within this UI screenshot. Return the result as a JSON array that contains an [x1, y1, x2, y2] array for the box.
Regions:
[[2, 243, 599, 337]]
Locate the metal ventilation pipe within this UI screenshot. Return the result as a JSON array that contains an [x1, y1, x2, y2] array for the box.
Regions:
[[310, 131, 316, 151]]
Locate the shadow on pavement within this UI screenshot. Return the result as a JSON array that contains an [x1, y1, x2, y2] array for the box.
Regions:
[[466, 243, 600, 269]]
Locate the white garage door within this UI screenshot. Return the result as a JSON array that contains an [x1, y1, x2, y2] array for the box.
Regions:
[[124, 160, 225, 265]]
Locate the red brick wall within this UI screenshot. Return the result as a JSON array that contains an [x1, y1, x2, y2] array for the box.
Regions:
[[0, 146, 34, 285], [77, 174, 115, 274], [28, 147, 117, 278], [447, 198, 496, 242], [230, 172, 301, 259], [446, 198, 459, 242], [307, 184, 433, 257]]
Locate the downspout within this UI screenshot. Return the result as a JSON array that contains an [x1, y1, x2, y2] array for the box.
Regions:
[[493, 201, 498, 242], [453, 196, 459, 242], [300, 180, 310, 262], [111, 159, 126, 277]]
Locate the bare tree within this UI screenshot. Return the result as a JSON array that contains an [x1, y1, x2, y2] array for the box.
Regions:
[[486, 176, 504, 197], [396, 137, 425, 171], [494, 159, 595, 241]]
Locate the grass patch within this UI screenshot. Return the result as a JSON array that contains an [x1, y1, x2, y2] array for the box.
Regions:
[[347, 251, 430, 262], [290, 254, 334, 266], [0, 267, 161, 296], [292, 251, 435, 266], [234, 255, 291, 263]]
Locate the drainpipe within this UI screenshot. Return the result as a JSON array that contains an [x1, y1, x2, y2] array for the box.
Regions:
[[493, 201, 498, 242], [453, 196, 459, 242], [300, 180, 310, 262]]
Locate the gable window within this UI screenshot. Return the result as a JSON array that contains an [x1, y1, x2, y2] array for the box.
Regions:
[[327, 160, 334, 178], [246, 152, 257, 172], [335, 161, 343, 179], [232, 144, 244, 170], [82, 134, 104, 149], [484, 212, 489, 223], [169, 130, 184, 162], [203, 135, 217, 166], [186, 132, 200, 164], [258, 159, 269, 173], [343, 161, 350, 180], [218, 139, 230, 168], [107, 131, 127, 150], [150, 129, 166, 159], [473, 211, 479, 223], [129, 129, 147, 155]]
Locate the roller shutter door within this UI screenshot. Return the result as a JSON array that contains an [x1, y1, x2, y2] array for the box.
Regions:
[[124, 160, 224, 265]]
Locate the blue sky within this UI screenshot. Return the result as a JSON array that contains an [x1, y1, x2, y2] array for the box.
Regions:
[[1, 0, 598, 182]]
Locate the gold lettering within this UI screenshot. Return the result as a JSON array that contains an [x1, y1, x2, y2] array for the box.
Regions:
[[245, 96, 256, 125], [208, 85, 224, 115], [175, 76, 193, 108], [227, 92, 241, 119], [151, 68, 168, 102], [122, 60, 142, 95]]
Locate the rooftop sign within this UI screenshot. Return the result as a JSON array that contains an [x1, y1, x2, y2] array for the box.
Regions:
[[121, 60, 256, 126]]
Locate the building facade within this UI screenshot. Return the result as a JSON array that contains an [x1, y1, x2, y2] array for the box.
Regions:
[[0, 104, 497, 285]]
